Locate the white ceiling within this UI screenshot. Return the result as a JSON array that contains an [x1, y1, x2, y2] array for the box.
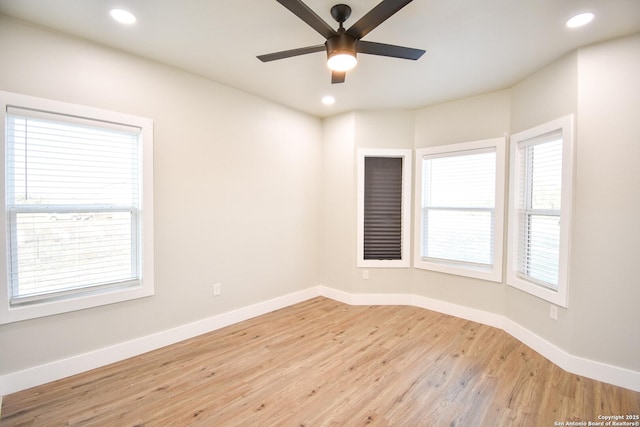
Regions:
[[1, 0, 639, 117]]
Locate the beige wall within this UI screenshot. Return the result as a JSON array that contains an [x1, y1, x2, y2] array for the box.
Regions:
[[415, 90, 511, 147], [571, 33, 640, 369], [0, 16, 323, 374], [321, 113, 356, 294], [510, 52, 578, 134]]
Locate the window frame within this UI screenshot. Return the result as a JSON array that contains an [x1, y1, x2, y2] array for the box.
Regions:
[[414, 137, 506, 282], [356, 148, 412, 268], [0, 91, 154, 324], [506, 115, 574, 307]]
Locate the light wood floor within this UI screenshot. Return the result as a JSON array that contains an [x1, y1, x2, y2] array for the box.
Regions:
[[1, 297, 639, 426]]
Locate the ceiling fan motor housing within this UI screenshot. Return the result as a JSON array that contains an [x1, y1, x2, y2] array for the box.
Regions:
[[326, 33, 358, 59]]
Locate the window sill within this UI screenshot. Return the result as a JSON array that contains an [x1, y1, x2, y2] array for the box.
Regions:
[[507, 274, 567, 307], [414, 258, 502, 283], [0, 280, 154, 324]]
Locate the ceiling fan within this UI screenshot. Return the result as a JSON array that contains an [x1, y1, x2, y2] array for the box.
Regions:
[[257, 0, 426, 83]]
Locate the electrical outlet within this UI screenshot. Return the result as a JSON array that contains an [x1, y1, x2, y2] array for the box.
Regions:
[[363, 270, 369, 280], [213, 283, 221, 296], [549, 304, 558, 320]]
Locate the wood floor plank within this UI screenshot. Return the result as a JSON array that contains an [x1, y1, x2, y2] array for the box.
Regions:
[[1, 297, 639, 426]]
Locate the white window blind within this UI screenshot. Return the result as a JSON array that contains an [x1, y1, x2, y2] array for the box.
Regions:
[[514, 131, 562, 289], [421, 148, 496, 266], [5, 106, 142, 305]]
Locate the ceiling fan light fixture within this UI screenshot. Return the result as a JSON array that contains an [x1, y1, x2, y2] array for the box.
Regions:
[[327, 52, 357, 71], [326, 34, 358, 72]]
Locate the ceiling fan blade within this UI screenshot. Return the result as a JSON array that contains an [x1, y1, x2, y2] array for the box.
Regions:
[[276, 0, 337, 39], [358, 40, 425, 60], [257, 44, 326, 62], [331, 71, 346, 84], [346, 0, 413, 40]]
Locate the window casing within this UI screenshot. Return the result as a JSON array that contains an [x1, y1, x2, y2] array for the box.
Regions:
[[507, 115, 573, 307], [0, 91, 154, 324], [414, 138, 505, 282], [357, 149, 412, 268]]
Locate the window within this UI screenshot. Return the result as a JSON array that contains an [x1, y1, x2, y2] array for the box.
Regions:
[[357, 149, 412, 268], [414, 138, 505, 282], [0, 91, 154, 324], [507, 115, 573, 307]]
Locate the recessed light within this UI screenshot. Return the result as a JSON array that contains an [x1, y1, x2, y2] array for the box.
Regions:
[[566, 12, 594, 28], [322, 96, 336, 105], [110, 8, 137, 25]]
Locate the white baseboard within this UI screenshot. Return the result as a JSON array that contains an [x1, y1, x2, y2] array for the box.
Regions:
[[2, 285, 638, 396], [502, 319, 640, 393]]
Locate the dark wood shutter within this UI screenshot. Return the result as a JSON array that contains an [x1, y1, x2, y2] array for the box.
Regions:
[[363, 157, 403, 260]]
